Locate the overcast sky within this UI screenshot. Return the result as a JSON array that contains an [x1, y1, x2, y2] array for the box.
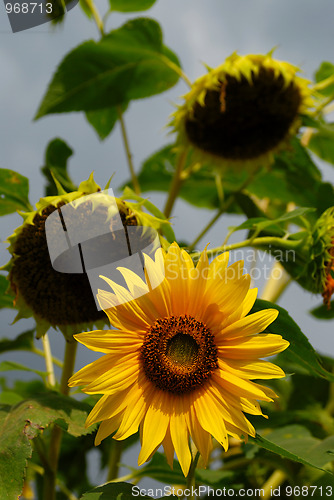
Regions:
[[1, 0, 334, 487]]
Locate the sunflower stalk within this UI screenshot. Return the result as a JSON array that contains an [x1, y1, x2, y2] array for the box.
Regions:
[[185, 451, 200, 500], [43, 340, 78, 500], [262, 469, 287, 500], [42, 333, 56, 387], [260, 261, 292, 303], [164, 148, 189, 218], [117, 105, 141, 195], [107, 440, 124, 481]]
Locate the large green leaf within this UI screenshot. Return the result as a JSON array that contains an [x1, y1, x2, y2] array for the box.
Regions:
[[0, 392, 93, 500], [0, 169, 31, 215], [35, 18, 180, 119], [41, 138, 77, 195], [80, 481, 175, 499], [251, 300, 334, 382], [251, 425, 334, 472], [109, 0, 156, 12], [0, 331, 34, 354], [86, 102, 128, 140]]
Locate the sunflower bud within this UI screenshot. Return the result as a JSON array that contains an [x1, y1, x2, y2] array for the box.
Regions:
[[171, 52, 313, 170], [269, 208, 334, 305]]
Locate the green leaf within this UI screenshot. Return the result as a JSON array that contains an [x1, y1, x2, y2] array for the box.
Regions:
[[248, 139, 322, 209], [109, 0, 156, 12], [41, 138, 77, 195], [0, 168, 31, 215], [315, 62, 334, 97], [230, 207, 314, 235], [86, 102, 128, 140], [0, 275, 13, 310], [124, 139, 324, 214], [80, 481, 174, 499], [0, 329, 35, 354], [310, 302, 334, 320], [35, 18, 181, 119], [0, 392, 93, 500], [0, 361, 46, 379], [133, 451, 185, 485], [251, 299, 334, 382], [251, 425, 334, 472], [308, 123, 334, 165]]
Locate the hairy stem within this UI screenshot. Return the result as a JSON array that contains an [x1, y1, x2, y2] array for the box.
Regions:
[[84, 0, 104, 36], [43, 340, 78, 500]]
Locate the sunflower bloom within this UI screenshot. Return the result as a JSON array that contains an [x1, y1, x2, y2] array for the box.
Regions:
[[69, 243, 289, 475], [171, 52, 313, 170]]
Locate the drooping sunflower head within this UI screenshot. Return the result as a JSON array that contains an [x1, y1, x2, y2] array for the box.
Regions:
[[2, 174, 170, 338], [69, 243, 289, 475], [171, 51, 313, 170]]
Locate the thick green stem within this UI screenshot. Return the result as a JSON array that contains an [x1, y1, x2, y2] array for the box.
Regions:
[[107, 440, 124, 481], [185, 451, 200, 500], [42, 333, 56, 387], [43, 340, 78, 500], [117, 106, 141, 195], [164, 149, 188, 218]]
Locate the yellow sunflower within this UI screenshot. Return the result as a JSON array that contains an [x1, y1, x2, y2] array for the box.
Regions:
[[171, 51, 314, 170], [69, 243, 289, 475]]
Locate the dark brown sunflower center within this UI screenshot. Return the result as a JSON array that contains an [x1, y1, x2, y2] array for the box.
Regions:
[[9, 200, 138, 327], [185, 66, 302, 161], [141, 315, 218, 395]]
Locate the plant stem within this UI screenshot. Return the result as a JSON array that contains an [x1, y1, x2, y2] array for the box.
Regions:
[[84, 0, 104, 36], [117, 106, 141, 195], [260, 261, 292, 303], [188, 165, 263, 252], [43, 340, 78, 500], [42, 333, 56, 387], [160, 55, 192, 88], [262, 469, 286, 500], [191, 236, 303, 260], [164, 148, 188, 218], [107, 440, 124, 481], [33, 346, 63, 368], [187, 195, 235, 252], [185, 451, 200, 500]]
